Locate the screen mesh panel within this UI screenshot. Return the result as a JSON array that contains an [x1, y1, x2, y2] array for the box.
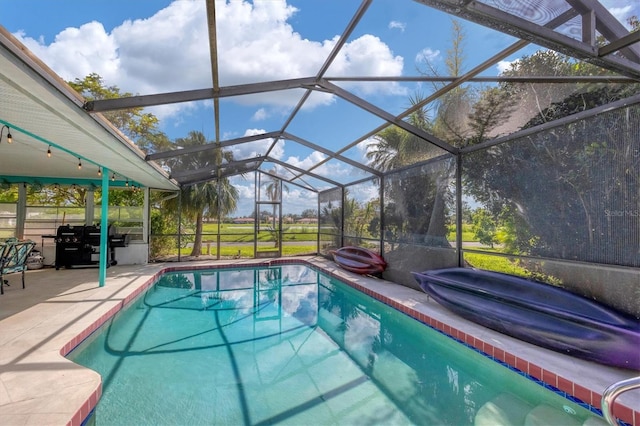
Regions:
[[383, 156, 456, 248], [343, 179, 380, 242], [463, 103, 640, 267], [319, 187, 343, 253]]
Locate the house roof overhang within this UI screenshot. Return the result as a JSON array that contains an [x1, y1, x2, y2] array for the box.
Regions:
[[0, 27, 178, 191]]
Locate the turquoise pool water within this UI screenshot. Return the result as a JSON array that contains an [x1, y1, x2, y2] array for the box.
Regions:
[[69, 264, 604, 425]]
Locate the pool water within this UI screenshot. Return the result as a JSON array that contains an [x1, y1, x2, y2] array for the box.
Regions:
[[69, 264, 605, 425]]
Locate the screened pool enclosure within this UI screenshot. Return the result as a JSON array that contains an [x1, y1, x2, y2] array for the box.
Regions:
[[1, 0, 639, 316]]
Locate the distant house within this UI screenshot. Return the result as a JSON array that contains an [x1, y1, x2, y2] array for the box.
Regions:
[[297, 218, 318, 224], [232, 217, 255, 224]]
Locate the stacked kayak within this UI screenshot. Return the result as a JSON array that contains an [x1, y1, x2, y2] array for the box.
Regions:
[[412, 267, 640, 370]]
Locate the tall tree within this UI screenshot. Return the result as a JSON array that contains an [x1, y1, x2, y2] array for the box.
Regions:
[[9, 74, 174, 208], [69, 73, 171, 153], [417, 19, 473, 145], [368, 92, 456, 244], [368, 23, 467, 247], [164, 131, 239, 256]]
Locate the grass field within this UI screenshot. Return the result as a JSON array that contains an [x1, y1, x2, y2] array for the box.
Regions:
[[447, 223, 475, 241], [155, 222, 531, 277], [198, 223, 318, 243], [173, 243, 317, 258]]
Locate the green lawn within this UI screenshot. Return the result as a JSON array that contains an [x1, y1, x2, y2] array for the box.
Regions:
[[447, 223, 475, 241], [173, 243, 317, 258], [463, 250, 530, 276], [162, 222, 542, 280]]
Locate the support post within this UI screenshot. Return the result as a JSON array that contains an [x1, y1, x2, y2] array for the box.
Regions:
[[86, 189, 95, 225], [340, 187, 345, 248], [16, 183, 26, 239], [456, 153, 464, 267], [142, 188, 149, 244], [379, 175, 384, 256], [99, 167, 110, 287]]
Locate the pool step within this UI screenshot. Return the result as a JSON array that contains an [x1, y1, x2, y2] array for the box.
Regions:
[[474, 393, 609, 426], [474, 393, 532, 425]]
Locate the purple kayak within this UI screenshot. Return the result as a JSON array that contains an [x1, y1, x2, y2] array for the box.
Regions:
[[412, 267, 640, 370]]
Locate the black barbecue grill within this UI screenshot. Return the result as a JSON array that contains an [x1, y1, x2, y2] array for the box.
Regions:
[[55, 225, 129, 269]]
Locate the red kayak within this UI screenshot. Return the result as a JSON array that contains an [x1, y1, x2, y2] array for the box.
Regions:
[[330, 246, 387, 275]]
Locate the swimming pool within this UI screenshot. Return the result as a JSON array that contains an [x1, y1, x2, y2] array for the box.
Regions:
[[68, 263, 607, 425]]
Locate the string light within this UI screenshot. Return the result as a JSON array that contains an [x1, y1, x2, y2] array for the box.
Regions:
[[98, 167, 102, 177], [47, 146, 52, 157], [78, 158, 82, 170], [125, 179, 129, 187], [111, 173, 116, 181], [0, 125, 12, 144]]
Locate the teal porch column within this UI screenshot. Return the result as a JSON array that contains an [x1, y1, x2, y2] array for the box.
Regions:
[[99, 167, 110, 287]]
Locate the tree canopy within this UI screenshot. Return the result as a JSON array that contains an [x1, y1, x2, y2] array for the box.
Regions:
[[163, 131, 240, 256], [69, 73, 171, 153], [368, 18, 640, 268]]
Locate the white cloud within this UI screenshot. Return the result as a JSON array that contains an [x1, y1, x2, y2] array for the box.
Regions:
[[388, 21, 406, 32], [415, 47, 440, 64], [252, 108, 268, 121], [16, 22, 119, 83], [600, 1, 638, 28], [235, 180, 255, 199], [355, 137, 376, 162], [497, 59, 515, 74], [226, 128, 283, 160], [228, 173, 318, 217], [14, 1, 406, 121], [285, 151, 327, 170], [348, 181, 380, 204], [325, 34, 405, 96], [312, 158, 369, 183]]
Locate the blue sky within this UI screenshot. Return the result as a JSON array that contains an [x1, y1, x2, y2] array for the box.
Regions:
[[1, 0, 638, 215], [0, 0, 518, 141]]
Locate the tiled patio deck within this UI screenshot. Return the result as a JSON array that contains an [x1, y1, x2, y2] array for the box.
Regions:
[[0, 258, 638, 426]]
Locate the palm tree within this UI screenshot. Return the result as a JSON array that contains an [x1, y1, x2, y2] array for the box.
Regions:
[[165, 131, 239, 257], [262, 171, 289, 248], [366, 94, 438, 172], [366, 96, 452, 243]]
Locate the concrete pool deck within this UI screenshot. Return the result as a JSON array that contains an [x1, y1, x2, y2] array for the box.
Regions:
[[0, 257, 638, 425]]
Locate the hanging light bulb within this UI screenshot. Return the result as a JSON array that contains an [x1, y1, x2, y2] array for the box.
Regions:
[[47, 146, 52, 157], [125, 179, 129, 187], [0, 125, 12, 144], [98, 167, 102, 176], [111, 173, 116, 181], [78, 158, 82, 170]]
